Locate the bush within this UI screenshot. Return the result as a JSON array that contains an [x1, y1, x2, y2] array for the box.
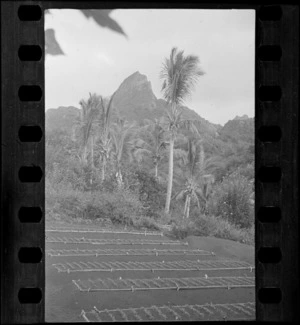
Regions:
[[208, 172, 254, 228], [46, 180, 145, 226], [124, 169, 165, 218], [166, 214, 254, 246], [131, 216, 160, 231]]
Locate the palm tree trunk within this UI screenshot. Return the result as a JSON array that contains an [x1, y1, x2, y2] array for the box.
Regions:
[[101, 156, 106, 182], [116, 165, 123, 188], [82, 146, 88, 165], [165, 136, 174, 214], [154, 162, 158, 179], [197, 198, 201, 212], [183, 194, 189, 218], [89, 136, 94, 186], [186, 195, 191, 219], [90, 136, 94, 169]]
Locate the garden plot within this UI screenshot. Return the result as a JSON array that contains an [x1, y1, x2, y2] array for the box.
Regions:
[[46, 225, 255, 322], [46, 236, 186, 246], [81, 302, 255, 322], [47, 248, 213, 257], [52, 259, 254, 273], [72, 275, 254, 292]]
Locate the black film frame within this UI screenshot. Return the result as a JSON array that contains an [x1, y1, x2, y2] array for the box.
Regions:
[[1, 1, 299, 323]]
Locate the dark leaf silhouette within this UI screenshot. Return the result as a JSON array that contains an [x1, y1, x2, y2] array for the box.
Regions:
[[45, 9, 126, 56], [80, 10, 127, 37], [45, 28, 65, 56]]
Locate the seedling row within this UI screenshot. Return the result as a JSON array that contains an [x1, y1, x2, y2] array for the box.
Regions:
[[72, 275, 254, 292], [46, 236, 186, 246], [47, 248, 213, 257], [81, 302, 255, 322], [46, 227, 164, 236], [53, 259, 254, 273]]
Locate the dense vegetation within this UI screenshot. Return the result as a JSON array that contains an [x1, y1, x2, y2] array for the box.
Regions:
[[46, 48, 254, 245]]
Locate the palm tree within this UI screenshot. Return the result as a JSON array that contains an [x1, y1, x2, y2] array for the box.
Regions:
[[133, 119, 168, 180], [160, 47, 205, 214], [78, 93, 101, 167], [173, 138, 216, 219], [110, 118, 136, 187], [97, 92, 116, 182]]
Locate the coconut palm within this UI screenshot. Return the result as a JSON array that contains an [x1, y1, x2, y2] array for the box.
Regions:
[[160, 47, 205, 214], [97, 92, 116, 181], [78, 93, 101, 167], [110, 118, 136, 187], [173, 138, 217, 219], [133, 119, 168, 180]]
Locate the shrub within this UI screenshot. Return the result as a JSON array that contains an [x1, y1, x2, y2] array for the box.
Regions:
[[46, 180, 144, 226], [124, 169, 165, 218], [165, 216, 195, 240], [208, 172, 254, 228], [131, 216, 160, 231], [166, 213, 254, 246]]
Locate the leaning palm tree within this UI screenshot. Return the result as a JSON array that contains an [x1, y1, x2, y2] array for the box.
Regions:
[[110, 118, 136, 187], [173, 138, 216, 219], [160, 47, 205, 214]]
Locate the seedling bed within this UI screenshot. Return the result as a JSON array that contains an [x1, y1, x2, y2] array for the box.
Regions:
[[72, 275, 255, 292], [47, 248, 213, 257], [53, 259, 254, 273], [46, 236, 186, 246], [81, 302, 255, 321]]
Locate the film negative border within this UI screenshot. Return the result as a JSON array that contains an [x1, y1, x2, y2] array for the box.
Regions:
[[1, 1, 45, 323], [0, 2, 299, 324], [255, 5, 299, 322]]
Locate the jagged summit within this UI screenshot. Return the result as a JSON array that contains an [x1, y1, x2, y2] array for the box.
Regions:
[[46, 106, 79, 133], [220, 115, 254, 143], [233, 114, 249, 120]]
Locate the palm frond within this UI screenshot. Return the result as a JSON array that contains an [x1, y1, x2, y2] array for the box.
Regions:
[[173, 189, 186, 201], [160, 47, 205, 106]]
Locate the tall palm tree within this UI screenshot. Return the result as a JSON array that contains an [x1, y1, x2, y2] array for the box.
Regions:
[[173, 138, 216, 219], [110, 118, 136, 187], [98, 92, 116, 182], [160, 47, 205, 214]]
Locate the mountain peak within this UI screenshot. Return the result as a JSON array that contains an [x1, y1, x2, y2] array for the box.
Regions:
[[120, 71, 150, 88], [112, 71, 158, 120]]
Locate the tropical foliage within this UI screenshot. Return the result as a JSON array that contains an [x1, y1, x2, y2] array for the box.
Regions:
[[46, 47, 254, 245], [173, 138, 219, 218]]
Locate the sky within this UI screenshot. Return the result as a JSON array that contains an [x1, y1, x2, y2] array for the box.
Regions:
[[45, 9, 255, 125]]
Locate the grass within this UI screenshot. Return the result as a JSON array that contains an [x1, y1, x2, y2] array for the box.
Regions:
[[46, 182, 254, 245]]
